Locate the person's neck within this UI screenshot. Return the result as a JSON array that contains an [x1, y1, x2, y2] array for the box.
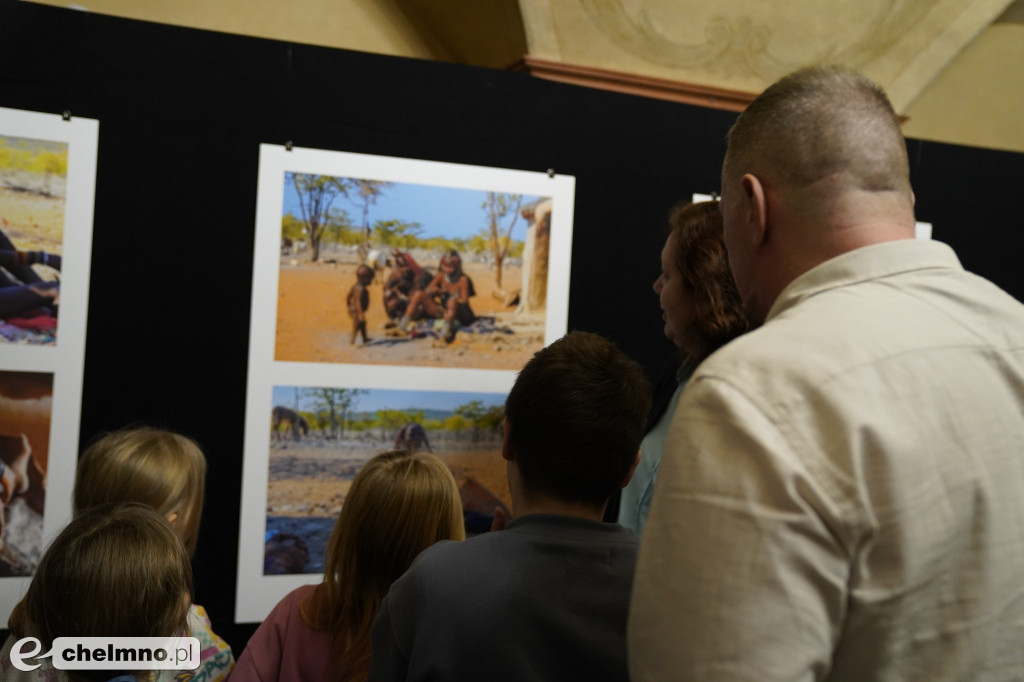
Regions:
[[504, 460, 607, 522], [748, 186, 915, 324], [512, 495, 606, 522], [793, 183, 916, 254]]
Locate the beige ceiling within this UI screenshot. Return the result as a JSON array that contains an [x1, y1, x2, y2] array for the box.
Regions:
[[25, 0, 1024, 152], [526, 0, 1008, 107]]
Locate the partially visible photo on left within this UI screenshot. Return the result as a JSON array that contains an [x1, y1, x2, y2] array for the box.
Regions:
[[0, 370, 51, 576], [0, 135, 65, 345]]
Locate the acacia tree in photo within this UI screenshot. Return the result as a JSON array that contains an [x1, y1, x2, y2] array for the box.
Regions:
[[33, 150, 67, 197], [374, 408, 411, 442], [373, 219, 423, 250], [287, 173, 351, 262], [479, 404, 504, 442], [454, 400, 486, 444], [322, 208, 358, 255], [304, 388, 366, 440], [281, 212, 306, 242], [350, 179, 393, 251], [482, 192, 523, 291], [443, 412, 471, 441]]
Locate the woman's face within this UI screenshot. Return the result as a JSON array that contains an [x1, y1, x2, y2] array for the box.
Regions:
[[653, 231, 697, 353]]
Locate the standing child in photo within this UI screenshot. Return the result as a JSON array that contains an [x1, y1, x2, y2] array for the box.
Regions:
[[72, 428, 234, 682], [1, 502, 193, 682], [348, 264, 373, 346]]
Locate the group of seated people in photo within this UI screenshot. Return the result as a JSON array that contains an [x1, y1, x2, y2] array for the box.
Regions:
[[347, 248, 478, 347], [3, 65, 1024, 682], [382, 250, 476, 345]]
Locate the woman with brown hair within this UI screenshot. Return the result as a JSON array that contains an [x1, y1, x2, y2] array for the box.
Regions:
[[615, 200, 748, 533], [230, 449, 465, 682]]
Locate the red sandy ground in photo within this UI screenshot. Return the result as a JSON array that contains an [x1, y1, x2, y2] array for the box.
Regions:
[[274, 258, 545, 370]]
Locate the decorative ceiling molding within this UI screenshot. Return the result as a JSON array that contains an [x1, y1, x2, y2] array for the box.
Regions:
[[576, 0, 931, 81], [514, 0, 1015, 111], [513, 56, 755, 111], [512, 56, 911, 123]]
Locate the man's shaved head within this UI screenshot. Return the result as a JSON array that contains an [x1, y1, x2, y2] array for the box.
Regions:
[[724, 66, 911, 197]]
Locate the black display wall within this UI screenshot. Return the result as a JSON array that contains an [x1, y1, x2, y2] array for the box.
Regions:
[[1, 0, 1022, 653]]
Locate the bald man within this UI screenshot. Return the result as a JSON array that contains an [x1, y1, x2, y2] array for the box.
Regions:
[[629, 67, 1024, 681]]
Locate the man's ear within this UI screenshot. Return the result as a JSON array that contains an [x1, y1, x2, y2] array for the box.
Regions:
[[620, 449, 642, 488], [501, 418, 514, 462], [741, 173, 768, 247]]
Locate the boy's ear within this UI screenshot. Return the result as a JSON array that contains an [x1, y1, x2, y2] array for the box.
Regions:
[[501, 418, 515, 462]]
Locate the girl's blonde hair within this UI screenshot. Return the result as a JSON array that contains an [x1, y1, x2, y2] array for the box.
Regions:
[[302, 450, 465, 681], [74, 427, 207, 555], [9, 503, 193, 682]]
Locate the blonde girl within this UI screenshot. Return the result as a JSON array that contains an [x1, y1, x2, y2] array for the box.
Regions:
[[73, 428, 233, 681], [231, 449, 465, 682], [1, 502, 193, 682]]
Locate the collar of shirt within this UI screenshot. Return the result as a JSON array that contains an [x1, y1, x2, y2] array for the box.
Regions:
[[766, 239, 963, 323]]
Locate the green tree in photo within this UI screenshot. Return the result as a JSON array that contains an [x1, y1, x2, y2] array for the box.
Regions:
[[304, 388, 366, 439], [281, 212, 306, 242], [373, 219, 423, 249], [287, 172, 350, 262], [507, 238, 525, 259], [423, 236, 467, 254], [349, 179, 393, 246], [375, 408, 411, 441], [32, 150, 67, 196], [468, 232, 490, 258], [324, 208, 359, 247], [454, 400, 486, 443], [479, 404, 505, 440], [443, 413, 472, 439], [482, 192, 523, 290]]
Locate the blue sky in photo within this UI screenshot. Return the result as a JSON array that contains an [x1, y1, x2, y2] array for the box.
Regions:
[[282, 176, 544, 242], [272, 386, 506, 414]]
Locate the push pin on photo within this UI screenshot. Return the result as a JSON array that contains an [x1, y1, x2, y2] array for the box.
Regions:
[[62, 110, 72, 121], [285, 140, 294, 152], [547, 168, 555, 178]]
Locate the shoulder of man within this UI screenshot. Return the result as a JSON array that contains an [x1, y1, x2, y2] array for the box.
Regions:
[[398, 532, 515, 589]]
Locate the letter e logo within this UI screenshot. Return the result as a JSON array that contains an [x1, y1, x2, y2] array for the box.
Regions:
[[10, 637, 44, 672]]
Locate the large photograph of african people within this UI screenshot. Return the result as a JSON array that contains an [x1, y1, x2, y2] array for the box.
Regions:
[[263, 386, 508, 575], [237, 145, 574, 622], [275, 176, 555, 371], [0, 106, 98, 624]]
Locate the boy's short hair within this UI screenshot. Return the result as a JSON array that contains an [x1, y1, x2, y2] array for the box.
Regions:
[[505, 331, 651, 508]]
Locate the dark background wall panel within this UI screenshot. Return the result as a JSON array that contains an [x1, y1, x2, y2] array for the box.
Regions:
[[907, 139, 1024, 299], [1, 0, 1021, 655]]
